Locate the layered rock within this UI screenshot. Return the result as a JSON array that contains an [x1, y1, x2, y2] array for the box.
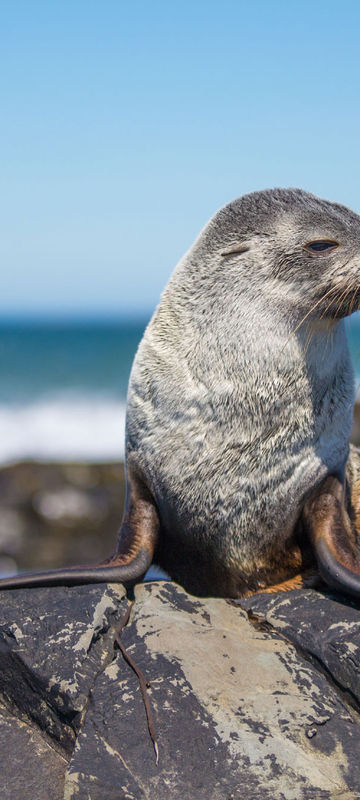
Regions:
[[0, 580, 359, 799]]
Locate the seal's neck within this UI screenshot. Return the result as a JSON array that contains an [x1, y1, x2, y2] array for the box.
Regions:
[[297, 318, 352, 385]]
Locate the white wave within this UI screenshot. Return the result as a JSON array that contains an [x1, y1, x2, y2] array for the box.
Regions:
[[0, 395, 126, 464]]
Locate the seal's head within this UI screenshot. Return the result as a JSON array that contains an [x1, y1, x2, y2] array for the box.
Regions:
[[186, 188, 360, 325]]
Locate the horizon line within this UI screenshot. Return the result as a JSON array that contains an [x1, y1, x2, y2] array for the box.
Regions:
[[0, 310, 153, 325]]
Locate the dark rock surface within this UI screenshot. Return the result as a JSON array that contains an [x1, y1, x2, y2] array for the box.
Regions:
[[1, 581, 360, 799]]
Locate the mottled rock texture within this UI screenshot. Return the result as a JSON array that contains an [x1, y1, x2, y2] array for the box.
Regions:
[[0, 580, 360, 799]]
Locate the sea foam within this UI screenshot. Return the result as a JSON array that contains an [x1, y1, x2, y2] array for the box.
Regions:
[[0, 394, 126, 464]]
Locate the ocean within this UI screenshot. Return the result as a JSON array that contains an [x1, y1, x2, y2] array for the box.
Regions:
[[0, 318, 147, 463], [1, 314, 360, 465]]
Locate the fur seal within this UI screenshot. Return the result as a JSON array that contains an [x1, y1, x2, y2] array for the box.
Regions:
[[2, 187, 360, 598]]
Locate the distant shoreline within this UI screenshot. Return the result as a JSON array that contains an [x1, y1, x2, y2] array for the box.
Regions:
[[0, 460, 126, 576]]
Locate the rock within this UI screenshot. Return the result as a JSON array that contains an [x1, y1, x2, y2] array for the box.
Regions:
[[1, 581, 360, 798], [33, 486, 108, 525], [351, 402, 360, 446], [0, 461, 126, 575], [0, 703, 67, 799], [0, 508, 25, 552], [241, 588, 360, 709]]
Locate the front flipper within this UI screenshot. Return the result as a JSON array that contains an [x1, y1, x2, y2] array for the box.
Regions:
[[0, 468, 160, 590], [302, 474, 360, 599]]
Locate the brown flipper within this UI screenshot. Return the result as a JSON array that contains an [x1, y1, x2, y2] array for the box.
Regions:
[[0, 470, 160, 590], [302, 474, 360, 599]]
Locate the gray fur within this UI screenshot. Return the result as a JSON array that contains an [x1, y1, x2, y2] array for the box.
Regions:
[[126, 188, 359, 587]]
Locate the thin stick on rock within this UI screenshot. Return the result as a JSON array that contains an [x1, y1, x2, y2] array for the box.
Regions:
[[114, 601, 159, 764]]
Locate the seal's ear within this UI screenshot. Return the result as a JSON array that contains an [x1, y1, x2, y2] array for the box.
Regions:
[[221, 243, 250, 257]]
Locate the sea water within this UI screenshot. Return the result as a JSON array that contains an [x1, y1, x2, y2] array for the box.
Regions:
[[0, 314, 360, 464], [0, 318, 147, 463]]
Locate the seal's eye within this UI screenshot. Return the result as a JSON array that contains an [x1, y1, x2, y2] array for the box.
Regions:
[[303, 240, 339, 253]]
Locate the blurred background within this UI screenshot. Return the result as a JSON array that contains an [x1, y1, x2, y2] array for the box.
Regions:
[[1, 0, 360, 576]]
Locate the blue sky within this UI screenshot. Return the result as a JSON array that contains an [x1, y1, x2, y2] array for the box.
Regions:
[[1, 0, 360, 317]]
